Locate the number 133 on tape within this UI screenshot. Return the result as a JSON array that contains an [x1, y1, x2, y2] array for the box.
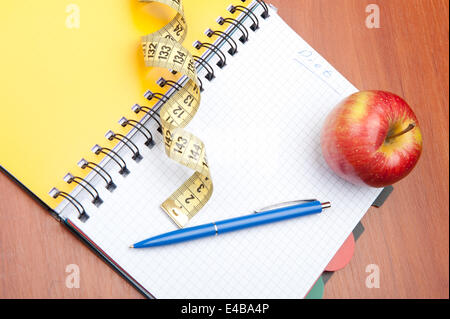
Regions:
[[140, 0, 213, 227]]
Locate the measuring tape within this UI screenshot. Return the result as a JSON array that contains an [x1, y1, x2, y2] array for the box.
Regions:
[[140, 0, 213, 228]]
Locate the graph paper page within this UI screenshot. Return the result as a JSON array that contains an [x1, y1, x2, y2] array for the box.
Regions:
[[63, 6, 383, 298]]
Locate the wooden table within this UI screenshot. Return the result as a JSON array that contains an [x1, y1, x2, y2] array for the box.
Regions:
[[0, 0, 448, 298]]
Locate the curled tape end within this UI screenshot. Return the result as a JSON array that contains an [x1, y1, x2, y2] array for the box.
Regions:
[[162, 200, 189, 228]]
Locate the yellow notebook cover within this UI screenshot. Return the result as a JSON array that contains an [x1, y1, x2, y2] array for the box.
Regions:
[[0, 0, 246, 209]]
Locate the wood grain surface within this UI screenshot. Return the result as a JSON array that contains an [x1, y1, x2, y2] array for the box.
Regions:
[[0, 0, 448, 299]]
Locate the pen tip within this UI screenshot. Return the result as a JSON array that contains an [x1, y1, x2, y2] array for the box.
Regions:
[[321, 202, 332, 209], [129, 245, 134, 248]]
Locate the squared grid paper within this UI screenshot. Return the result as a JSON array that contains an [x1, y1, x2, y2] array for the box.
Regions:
[[64, 7, 382, 298]]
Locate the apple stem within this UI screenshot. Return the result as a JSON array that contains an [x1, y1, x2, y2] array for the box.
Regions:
[[386, 123, 416, 142]]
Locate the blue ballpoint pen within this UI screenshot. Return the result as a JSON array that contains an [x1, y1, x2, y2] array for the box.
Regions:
[[130, 200, 331, 248]]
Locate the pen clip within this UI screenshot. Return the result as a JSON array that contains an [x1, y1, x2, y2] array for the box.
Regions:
[[255, 199, 317, 213]]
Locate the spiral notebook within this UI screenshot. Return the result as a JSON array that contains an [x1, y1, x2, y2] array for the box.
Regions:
[[0, 1, 383, 298]]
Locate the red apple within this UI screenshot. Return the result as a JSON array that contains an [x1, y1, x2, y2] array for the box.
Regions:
[[321, 90, 422, 187]]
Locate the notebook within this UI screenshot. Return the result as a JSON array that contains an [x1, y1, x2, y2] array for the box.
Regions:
[[0, 0, 237, 209], [0, 0, 383, 298]]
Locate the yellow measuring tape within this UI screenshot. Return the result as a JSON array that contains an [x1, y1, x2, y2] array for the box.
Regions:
[[140, 0, 213, 228]]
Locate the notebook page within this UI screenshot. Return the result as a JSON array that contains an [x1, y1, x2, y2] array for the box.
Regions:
[[61, 6, 382, 298]]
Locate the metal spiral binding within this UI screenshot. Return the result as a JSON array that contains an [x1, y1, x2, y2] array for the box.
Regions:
[[239, 0, 269, 19], [193, 41, 227, 68], [197, 78, 205, 92], [105, 130, 143, 162], [63, 173, 103, 207], [50, 0, 269, 222], [91, 144, 130, 176], [228, 5, 259, 30], [119, 117, 155, 148], [192, 0, 268, 82], [254, 0, 270, 19], [157, 78, 182, 91], [143, 91, 170, 103], [193, 55, 215, 80], [49, 188, 89, 222], [217, 16, 249, 43], [158, 75, 204, 94], [78, 159, 117, 192], [132, 103, 163, 134], [205, 29, 238, 55]]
